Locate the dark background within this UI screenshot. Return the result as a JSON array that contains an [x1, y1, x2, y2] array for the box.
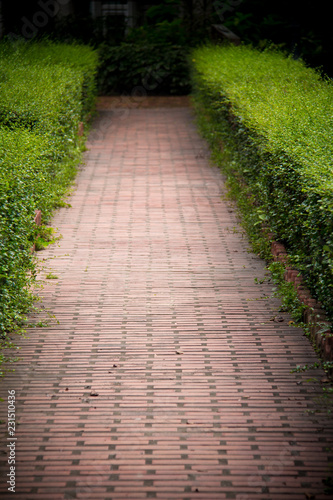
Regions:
[[1, 1, 332, 76]]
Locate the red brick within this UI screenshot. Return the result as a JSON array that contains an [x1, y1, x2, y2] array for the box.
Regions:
[[0, 98, 332, 500]]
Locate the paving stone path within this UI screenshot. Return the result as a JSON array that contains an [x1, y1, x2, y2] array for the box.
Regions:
[[1, 98, 332, 499]]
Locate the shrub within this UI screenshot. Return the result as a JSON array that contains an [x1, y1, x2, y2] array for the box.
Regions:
[[0, 40, 98, 345], [0, 40, 99, 122], [0, 128, 70, 336], [97, 41, 191, 95], [0, 63, 83, 157], [191, 44, 333, 320]]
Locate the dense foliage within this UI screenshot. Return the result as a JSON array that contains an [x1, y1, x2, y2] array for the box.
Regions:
[[0, 41, 98, 341], [191, 44, 333, 320], [98, 41, 191, 96], [97, 7, 193, 96]]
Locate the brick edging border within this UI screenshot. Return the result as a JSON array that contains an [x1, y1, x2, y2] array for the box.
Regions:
[[266, 232, 333, 362], [30, 209, 42, 254]]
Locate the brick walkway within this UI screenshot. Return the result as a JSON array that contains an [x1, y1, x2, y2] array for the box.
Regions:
[[1, 99, 332, 499]]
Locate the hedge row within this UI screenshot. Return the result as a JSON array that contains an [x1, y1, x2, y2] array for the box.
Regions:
[[191, 44, 333, 320], [98, 42, 191, 95], [0, 41, 98, 339]]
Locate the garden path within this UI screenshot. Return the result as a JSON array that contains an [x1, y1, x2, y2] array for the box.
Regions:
[[0, 97, 332, 499]]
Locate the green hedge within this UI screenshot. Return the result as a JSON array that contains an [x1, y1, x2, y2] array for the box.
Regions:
[[98, 42, 191, 95], [0, 41, 98, 156], [1, 41, 99, 118], [191, 44, 333, 320], [0, 41, 98, 342], [0, 64, 83, 157]]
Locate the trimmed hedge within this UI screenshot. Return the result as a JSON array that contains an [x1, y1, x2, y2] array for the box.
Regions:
[[191, 44, 333, 320], [0, 64, 83, 157], [0, 41, 98, 118], [0, 41, 98, 341], [0, 41, 98, 155]]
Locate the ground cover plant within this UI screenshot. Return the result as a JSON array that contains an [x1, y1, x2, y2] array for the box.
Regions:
[[0, 40, 98, 369], [191, 44, 333, 323]]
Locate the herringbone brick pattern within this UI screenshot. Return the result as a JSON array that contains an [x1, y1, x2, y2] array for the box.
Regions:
[[0, 99, 332, 499]]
